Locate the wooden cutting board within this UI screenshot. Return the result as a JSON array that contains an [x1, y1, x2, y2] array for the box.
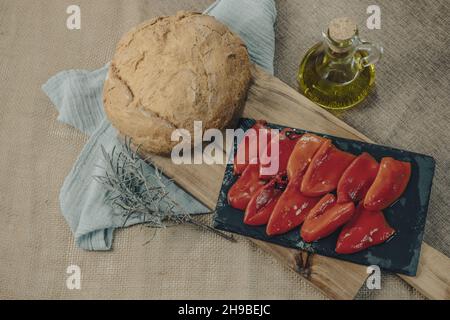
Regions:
[[142, 66, 450, 300]]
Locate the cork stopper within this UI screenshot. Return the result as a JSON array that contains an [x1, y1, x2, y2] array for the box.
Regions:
[[328, 17, 357, 42]]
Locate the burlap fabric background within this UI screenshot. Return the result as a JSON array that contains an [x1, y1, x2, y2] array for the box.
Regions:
[[0, 0, 448, 299]]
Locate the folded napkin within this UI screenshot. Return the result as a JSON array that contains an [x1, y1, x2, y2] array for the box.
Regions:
[[42, 0, 276, 250]]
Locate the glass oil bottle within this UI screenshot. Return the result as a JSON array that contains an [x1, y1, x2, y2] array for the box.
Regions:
[[297, 17, 383, 110]]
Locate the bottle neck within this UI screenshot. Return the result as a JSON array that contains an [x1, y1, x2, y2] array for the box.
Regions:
[[316, 32, 362, 84], [323, 30, 359, 54]]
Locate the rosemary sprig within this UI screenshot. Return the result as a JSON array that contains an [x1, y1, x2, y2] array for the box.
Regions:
[[94, 138, 235, 242]]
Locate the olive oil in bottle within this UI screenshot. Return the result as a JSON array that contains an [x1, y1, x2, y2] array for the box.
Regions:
[[297, 17, 382, 110]]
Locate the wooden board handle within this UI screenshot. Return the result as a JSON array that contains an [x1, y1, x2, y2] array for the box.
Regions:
[[399, 243, 450, 300]]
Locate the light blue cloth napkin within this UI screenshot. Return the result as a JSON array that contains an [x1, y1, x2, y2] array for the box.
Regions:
[[42, 0, 276, 250]]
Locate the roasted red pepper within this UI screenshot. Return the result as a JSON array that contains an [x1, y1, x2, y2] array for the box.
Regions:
[[337, 152, 379, 204], [244, 175, 287, 226], [228, 163, 266, 210], [286, 133, 326, 180], [233, 120, 270, 175], [335, 204, 395, 254], [259, 128, 301, 180], [266, 175, 320, 236], [266, 134, 325, 236], [363, 157, 411, 211], [301, 194, 355, 242], [301, 140, 356, 197]]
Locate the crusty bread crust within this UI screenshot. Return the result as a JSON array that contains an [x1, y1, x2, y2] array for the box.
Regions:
[[103, 11, 252, 155]]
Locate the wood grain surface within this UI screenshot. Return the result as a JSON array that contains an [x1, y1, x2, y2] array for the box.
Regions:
[[142, 66, 450, 300]]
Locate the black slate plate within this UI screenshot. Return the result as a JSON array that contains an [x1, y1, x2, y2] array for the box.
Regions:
[[213, 118, 435, 276]]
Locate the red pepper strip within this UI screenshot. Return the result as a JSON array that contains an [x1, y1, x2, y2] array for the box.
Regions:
[[337, 152, 380, 204], [286, 133, 326, 180], [244, 175, 287, 226], [301, 194, 355, 242], [301, 140, 356, 197], [228, 163, 266, 210], [335, 204, 395, 254], [363, 157, 411, 211], [233, 120, 270, 175], [259, 128, 301, 180], [266, 175, 320, 236], [266, 135, 324, 235]]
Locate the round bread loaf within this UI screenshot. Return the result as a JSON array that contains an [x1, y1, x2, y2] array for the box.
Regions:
[[103, 11, 252, 155]]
